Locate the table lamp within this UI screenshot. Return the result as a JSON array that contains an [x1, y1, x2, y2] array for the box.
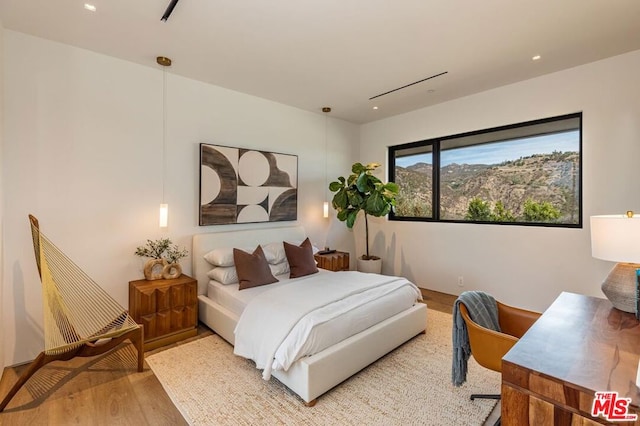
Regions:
[[590, 211, 640, 313]]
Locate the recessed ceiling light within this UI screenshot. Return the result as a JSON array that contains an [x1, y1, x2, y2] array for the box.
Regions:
[[84, 4, 96, 12], [532, 55, 541, 61], [372, 106, 379, 110]]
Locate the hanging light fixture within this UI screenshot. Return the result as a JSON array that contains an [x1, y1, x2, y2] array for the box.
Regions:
[[159, 203, 169, 228], [157, 56, 172, 228], [322, 107, 331, 218]]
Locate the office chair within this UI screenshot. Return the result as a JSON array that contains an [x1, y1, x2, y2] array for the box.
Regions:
[[459, 298, 540, 426]]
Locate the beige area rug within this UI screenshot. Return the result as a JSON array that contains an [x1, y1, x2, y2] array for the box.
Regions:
[[146, 309, 500, 425]]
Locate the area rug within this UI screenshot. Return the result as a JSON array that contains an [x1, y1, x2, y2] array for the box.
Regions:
[[146, 309, 500, 425]]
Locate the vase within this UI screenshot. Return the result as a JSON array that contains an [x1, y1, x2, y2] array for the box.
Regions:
[[162, 262, 182, 280], [143, 259, 165, 280]]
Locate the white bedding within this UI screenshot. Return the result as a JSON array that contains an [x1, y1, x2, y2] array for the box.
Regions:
[[233, 271, 421, 380], [207, 270, 333, 316]]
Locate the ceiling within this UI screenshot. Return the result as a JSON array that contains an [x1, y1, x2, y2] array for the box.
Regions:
[[1, 1, 640, 124]]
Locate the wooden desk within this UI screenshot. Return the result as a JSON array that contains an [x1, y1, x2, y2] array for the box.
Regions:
[[502, 292, 640, 425]]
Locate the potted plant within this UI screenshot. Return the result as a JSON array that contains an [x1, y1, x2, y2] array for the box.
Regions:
[[329, 162, 399, 273], [135, 238, 188, 280]]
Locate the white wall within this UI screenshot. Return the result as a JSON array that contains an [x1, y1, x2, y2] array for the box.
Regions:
[[1, 30, 357, 366], [360, 50, 640, 312]]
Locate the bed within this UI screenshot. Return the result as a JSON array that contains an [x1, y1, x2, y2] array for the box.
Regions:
[[192, 225, 427, 405]]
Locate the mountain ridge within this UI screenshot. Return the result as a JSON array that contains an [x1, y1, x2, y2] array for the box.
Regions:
[[394, 151, 579, 222]]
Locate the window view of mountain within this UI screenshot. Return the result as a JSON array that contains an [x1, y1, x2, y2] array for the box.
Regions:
[[395, 162, 433, 218], [395, 151, 580, 224]]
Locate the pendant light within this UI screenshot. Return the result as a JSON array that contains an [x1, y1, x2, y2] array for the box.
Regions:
[[322, 107, 331, 218], [157, 56, 171, 228]]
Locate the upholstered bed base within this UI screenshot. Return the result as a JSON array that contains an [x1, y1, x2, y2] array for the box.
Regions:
[[193, 226, 427, 404]]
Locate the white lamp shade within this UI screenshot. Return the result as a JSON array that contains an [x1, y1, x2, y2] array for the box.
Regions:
[[159, 203, 169, 228], [323, 201, 329, 218], [590, 214, 640, 263]]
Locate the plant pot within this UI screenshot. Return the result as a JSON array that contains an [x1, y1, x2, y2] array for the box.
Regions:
[[144, 259, 165, 280], [357, 257, 382, 274]]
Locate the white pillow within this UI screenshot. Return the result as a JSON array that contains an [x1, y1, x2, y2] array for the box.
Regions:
[[263, 240, 321, 265], [288, 240, 321, 255], [269, 261, 290, 276], [260, 240, 320, 266], [207, 262, 290, 284], [204, 242, 318, 267], [262, 242, 286, 264], [203, 246, 251, 267], [207, 266, 238, 285]]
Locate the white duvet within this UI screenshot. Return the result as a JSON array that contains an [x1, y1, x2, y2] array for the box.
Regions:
[[233, 271, 421, 380]]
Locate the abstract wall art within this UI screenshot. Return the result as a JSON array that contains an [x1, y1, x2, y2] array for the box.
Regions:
[[199, 143, 298, 225]]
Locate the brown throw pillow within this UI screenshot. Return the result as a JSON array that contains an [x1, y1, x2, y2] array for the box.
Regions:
[[284, 238, 319, 278], [234, 245, 278, 290]]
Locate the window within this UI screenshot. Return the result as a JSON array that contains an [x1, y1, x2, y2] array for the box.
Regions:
[[389, 113, 582, 227]]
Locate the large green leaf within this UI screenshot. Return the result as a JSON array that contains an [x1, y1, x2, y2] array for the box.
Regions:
[[347, 190, 364, 208], [364, 191, 387, 216], [329, 181, 343, 192], [357, 173, 380, 194], [332, 190, 348, 209], [355, 172, 369, 193], [337, 209, 349, 221], [352, 163, 365, 174], [369, 174, 382, 185], [346, 210, 359, 228], [384, 182, 399, 193]]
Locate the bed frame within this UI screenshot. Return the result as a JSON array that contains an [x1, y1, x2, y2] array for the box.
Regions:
[[192, 225, 427, 405]]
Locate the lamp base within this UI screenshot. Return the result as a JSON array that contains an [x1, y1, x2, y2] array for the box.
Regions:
[[601, 263, 640, 313]]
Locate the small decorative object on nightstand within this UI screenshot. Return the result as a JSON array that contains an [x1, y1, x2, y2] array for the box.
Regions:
[[134, 238, 188, 281], [314, 250, 350, 272], [129, 274, 198, 350]]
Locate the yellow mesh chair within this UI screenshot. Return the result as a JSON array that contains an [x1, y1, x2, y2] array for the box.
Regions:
[[0, 215, 144, 411]]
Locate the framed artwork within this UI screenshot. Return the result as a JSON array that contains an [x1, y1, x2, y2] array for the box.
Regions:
[[199, 143, 298, 225]]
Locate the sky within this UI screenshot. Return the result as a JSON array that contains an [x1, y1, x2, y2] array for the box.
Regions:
[[395, 130, 579, 168]]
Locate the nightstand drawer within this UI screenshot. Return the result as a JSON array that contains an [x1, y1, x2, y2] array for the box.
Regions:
[[169, 304, 196, 330]]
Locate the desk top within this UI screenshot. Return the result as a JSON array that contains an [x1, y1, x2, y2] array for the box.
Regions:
[[503, 291, 640, 407]]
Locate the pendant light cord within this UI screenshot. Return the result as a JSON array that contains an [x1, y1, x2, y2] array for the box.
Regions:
[[156, 56, 171, 228], [322, 107, 331, 208], [324, 113, 328, 196], [162, 67, 167, 204]]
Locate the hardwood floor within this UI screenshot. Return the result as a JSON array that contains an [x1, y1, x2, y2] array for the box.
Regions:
[[0, 289, 500, 425], [0, 344, 186, 425], [420, 287, 457, 314]]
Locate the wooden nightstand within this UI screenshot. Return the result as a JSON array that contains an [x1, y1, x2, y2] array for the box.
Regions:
[[314, 251, 350, 272], [129, 274, 198, 351]]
